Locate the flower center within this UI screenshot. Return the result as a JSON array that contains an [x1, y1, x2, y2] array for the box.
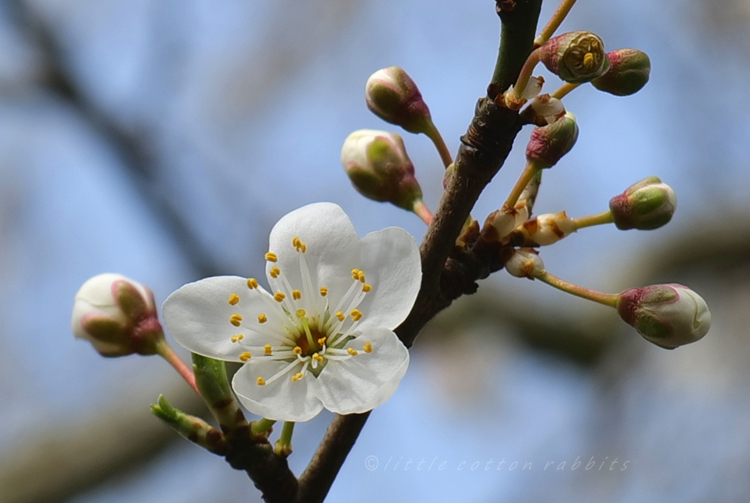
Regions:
[[225, 236, 375, 386]]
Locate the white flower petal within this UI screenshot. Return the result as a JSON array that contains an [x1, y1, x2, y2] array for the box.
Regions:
[[354, 227, 421, 331], [313, 328, 409, 414], [267, 203, 361, 310], [162, 276, 285, 361], [232, 359, 324, 421]]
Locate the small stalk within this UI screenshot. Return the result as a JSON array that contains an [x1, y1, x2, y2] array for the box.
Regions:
[[275, 422, 295, 457], [534, 0, 579, 47], [155, 341, 200, 395], [512, 49, 542, 99], [572, 210, 614, 230], [536, 270, 619, 307], [251, 418, 277, 436], [551, 82, 581, 100], [423, 121, 453, 168], [413, 200, 435, 225], [505, 162, 541, 209]]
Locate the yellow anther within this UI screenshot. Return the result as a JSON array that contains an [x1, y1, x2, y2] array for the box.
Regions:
[[351, 268, 360, 280], [313, 353, 324, 362], [247, 278, 259, 289], [229, 314, 243, 327], [336, 311, 345, 322], [363, 341, 373, 353], [231, 334, 244, 343], [270, 266, 280, 278], [292, 289, 302, 300], [319, 287, 328, 297], [347, 348, 358, 356], [350, 309, 363, 321], [239, 352, 252, 362], [265, 252, 278, 262], [583, 52, 595, 68], [258, 313, 268, 324], [317, 337, 327, 346], [292, 236, 307, 253], [296, 309, 306, 318], [264, 344, 273, 355], [228, 293, 240, 305], [291, 372, 304, 382], [362, 284, 372, 292], [256, 377, 266, 386], [274, 292, 286, 302], [358, 271, 366, 283], [293, 346, 302, 354]]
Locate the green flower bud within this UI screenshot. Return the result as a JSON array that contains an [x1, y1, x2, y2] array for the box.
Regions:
[[71, 274, 164, 357], [592, 49, 650, 96], [609, 176, 676, 230], [538, 31, 611, 84], [617, 284, 711, 349], [505, 248, 545, 279], [526, 111, 579, 169], [341, 129, 423, 210], [365, 67, 432, 134]]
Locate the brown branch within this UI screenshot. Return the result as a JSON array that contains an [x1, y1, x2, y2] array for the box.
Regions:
[[293, 1, 544, 501]]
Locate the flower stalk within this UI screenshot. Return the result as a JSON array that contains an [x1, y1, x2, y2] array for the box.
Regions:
[[275, 422, 295, 457], [534, 0, 578, 47], [250, 418, 277, 436], [155, 341, 200, 395], [536, 270, 619, 307], [571, 210, 614, 230], [551, 81, 580, 99]]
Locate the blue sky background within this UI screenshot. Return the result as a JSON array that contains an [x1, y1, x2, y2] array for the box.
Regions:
[[1, 0, 749, 502]]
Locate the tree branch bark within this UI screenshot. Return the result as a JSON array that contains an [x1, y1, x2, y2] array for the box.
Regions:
[[292, 1, 543, 501]]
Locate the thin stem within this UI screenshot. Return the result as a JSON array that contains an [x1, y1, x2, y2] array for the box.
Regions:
[[573, 210, 614, 230], [505, 162, 541, 209], [413, 199, 434, 225], [551, 81, 581, 99], [536, 270, 619, 307], [156, 341, 200, 395], [535, 0, 578, 47], [275, 422, 295, 457], [511, 48, 541, 98], [251, 418, 277, 436], [423, 120, 453, 168]]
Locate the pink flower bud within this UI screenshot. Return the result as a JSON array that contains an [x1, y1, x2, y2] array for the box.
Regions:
[[538, 31, 611, 84], [617, 284, 711, 349], [526, 111, 579, 169], [365, 67, 432, 134], [592, 49, 650, 96], [71, 274, 164, 357], [341, 130, 423, 210]]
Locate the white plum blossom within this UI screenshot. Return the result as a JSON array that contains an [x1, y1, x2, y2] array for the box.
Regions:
[[163, 203, 421, 421]]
